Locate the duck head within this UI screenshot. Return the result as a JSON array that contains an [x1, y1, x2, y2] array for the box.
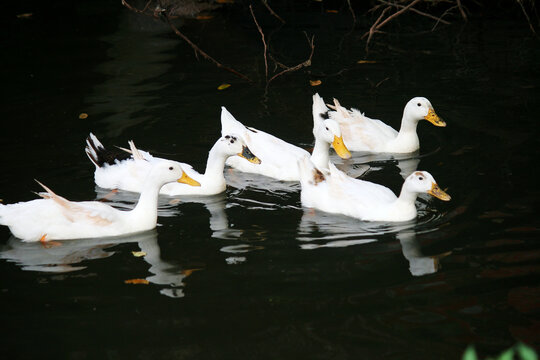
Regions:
[[314, 119, 351, 159], [404, 171, 451, 201], [150, 161, 201, 187], [221, 133, 261, 164], [404, 97, 446, 127]]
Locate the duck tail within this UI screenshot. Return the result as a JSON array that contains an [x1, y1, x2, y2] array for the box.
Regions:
[[312, 93, 330, 124], [85, 133, 104, 168], [327, 98, 351, 119], [298, 155, 326, 187], [85, 133, 131, 168], [220, 107, 246, 136]]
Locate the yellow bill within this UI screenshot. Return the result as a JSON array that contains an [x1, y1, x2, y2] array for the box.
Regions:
[[332, 135, 351, 159], [427, 182, 451, 201], [424, 108, 446, 127], [238, 145, 261, 164], [177, 172, 201, 186]]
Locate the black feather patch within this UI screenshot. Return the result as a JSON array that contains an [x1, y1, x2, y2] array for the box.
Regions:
[[87, 136, 131, 167], [320, 111, 330, 119]]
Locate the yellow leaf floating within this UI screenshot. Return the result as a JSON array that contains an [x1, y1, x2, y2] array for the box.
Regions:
[[357, 60, 377, 64], [216, 0, 234, 3], [217, 83, 231, 90], [131, 251, 146, 257], [79, 113, 88, 119], [124, 278, 149, 285], [17, 13, 33, 19], [196, 15, 214, 20], [310, 80, 322, 86], [326, 9, 338, 13]]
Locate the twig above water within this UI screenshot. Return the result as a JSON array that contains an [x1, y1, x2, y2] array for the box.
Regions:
[[261, 0, 285, 24], [250, 5, 269, 81], [268, 33, 315, 84], [121, 0, 252, 82]]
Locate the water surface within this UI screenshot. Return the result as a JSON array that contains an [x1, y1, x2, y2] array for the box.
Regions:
[[1, 2, 539, 359]]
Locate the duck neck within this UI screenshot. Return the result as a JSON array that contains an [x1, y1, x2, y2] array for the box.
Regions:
[[310, 135, 330, 170], [395, 113, 419, 145], [395, 185, 419, 211], [131, 179, 162, 229], [203, 142, 227, 182]]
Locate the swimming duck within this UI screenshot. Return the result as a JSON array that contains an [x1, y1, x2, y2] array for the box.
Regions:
[[298, 156, 450, 222], [222, 94, 351, 181], [85, 132, 261, 196], [0, 161, 200, 242], [327, 96, 445, 153]]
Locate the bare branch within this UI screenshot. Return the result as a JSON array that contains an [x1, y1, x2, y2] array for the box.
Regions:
[[250, 5, 269, 81], [376, 0, 422, 30], [516, 0, 537, 35], [122, 0, 252, 82], [268, 34, 315, 83], [261, 0, 285, 24], [121, 0, 154, 15], [346, 0, 357, 24], [457, 0, 468, 21], [377, 0, 450, 25], [165, 16, 252, 82]]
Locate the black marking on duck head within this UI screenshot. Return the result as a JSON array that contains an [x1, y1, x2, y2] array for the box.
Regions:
[[320, 111, 330, 120], [224, 135, 237, 144]]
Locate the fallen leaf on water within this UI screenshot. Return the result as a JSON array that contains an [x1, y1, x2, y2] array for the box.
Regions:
[[79, 113, 88, 119], [357, 60, 377, 64], [17, 13, 33, 19], [131, 251, 146, 257], [182, 268, 203, 277], [124, 278, 149, 285], [216, 0, 234, 3], [196, 15, 214, 20], [326, 9, 338, 13], [310, 80, 322, 86], [218, 83, 231, 90]]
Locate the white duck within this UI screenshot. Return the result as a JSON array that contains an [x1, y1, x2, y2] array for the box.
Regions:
[[222, 94, 351, 181], [298, 156, 450, 222], [85, 132, 261, 196], [328, 96, 446, 153], [0, 161, 200, 242]]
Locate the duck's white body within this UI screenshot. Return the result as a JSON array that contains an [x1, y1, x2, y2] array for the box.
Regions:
[[298, 157, 450, 222], [85, 133, 260, 196], [328, 97, 445, 153], [222, 94, 351, 181], [0, 161, 199, 242]]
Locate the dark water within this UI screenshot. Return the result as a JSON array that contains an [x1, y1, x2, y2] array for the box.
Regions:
[[2, 2, 539, 359]]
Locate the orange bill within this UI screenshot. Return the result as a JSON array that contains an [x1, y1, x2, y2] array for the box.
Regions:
[[427, 182, 451, 201], [424, 108, 446, 127], [332, 135, 352, 159], [238, 145, 261, 164], [177, 172, 201, 186]]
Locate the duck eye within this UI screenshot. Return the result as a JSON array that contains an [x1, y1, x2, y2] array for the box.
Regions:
[[169, 166, 174, 170], [325, 127, 329, 131], [417, 103, 421, 107], [418, 176, 423, 180]]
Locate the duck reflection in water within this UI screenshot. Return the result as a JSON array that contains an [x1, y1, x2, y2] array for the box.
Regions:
[[0, 230, 197, 298], [297, 210, 448, 277], [94, 187, 242, 240]]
